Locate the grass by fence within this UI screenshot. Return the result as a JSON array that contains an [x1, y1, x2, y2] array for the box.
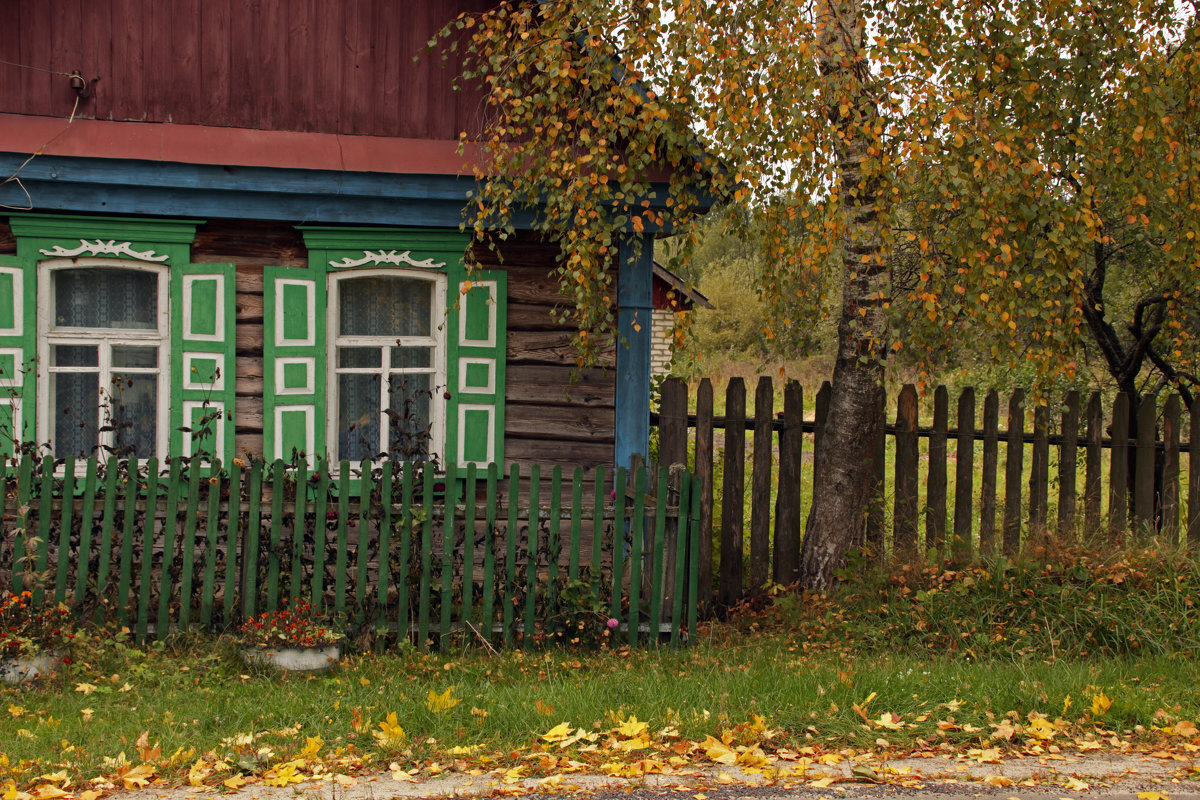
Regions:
[[653, 377, 1200, 607], [0, 456, 702, 650]]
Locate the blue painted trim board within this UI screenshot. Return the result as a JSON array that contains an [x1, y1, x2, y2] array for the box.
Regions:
[[614, 233, 654, 470]]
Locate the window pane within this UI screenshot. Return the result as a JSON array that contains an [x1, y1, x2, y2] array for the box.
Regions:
[[390, 347, 432, 369], [338, 276, 432, 338], [338, 347, 381, 369], [52, 344, 98, 367], [387, 373, 432, 460], [337, 373, 381, 462], [110, 375, 157, 456], [54, 268, 158, 330], [112, 345, 158, 368], [53, 372, 98, 457]]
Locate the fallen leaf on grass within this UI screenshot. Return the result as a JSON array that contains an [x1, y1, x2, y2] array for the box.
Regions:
[[373, 712, 406, 746], [426, 687, 461, 713], [120, 764, 155, 790], [74, 683, 97, 695], [1091, 692, 1113, 716]]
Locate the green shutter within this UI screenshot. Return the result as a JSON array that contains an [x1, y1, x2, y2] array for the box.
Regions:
[[0, 258, 27, 458], [172, 264, 236, 462], [264, 267, 326, 461], [447, 271, 506, 468]]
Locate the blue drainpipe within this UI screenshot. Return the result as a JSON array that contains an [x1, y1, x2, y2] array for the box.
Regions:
[[614, 233, 654, 471]]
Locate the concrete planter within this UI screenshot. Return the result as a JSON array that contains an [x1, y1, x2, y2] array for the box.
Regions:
[[239, 643, 341, 673], [1, 649, 66, 684]]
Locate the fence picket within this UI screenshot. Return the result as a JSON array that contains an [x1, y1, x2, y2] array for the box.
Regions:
[[243, 459, 264, 619], [136, 457, 161, 641], [523, 464, 540, 649], [291, 459, 309, 606], [14, 456, 32, 593], [628, 464, 646, 647], [418, 466, 434, 650], [719, 378, 745, 607], [546, 465, 562, 624], [927, 386, 949, 556], [1085, 392, 1103, 531], [750, 376, 772, 589], [609, 466, 627, 624], [1163, 395, 1181, 541], [980, 390, 999, 555], [671, 473, 691, 648], [650, 465, 669, 636], [34, 456, 53, 605], [312, 461, 330, 611], [1190, 401, 1200, 550], [481, 462, 498, 639], [1003, 390, 1025, 556], [441, 462, 457, 651], [74, 457, 98, 607], [54, 458, 76, 603], [356, 459, 374, 626], [462, 462, 478, 631], [1110, 393, 1131, 536], [695, 378, 714, 607], [502, 463, 520, 648], [117, 457, 139, 627], [953, 387, 975, 560], [568, 467, 582, 583], [223, 460, 242, 625], [894, 385, 919, 558], [178, 457, 203, 631], [1135, 396, 1156, 533], [267, 460, 285, 613], [590, 465, 606, 604], [774, 381, 802, 584], [396, 462, 414, 641], [200, 460, 223, 629], [334, 460, 350, 617], [1059, 392, 1079, 536], [1030, 404, 1049, 534], [156, 458, 183, 637]]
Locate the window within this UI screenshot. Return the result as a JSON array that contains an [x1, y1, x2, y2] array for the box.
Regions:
[[328, 270, 447, 462], [38, 259, 169, 459]]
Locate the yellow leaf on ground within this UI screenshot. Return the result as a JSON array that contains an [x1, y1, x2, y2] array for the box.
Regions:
[[300, 736, 323, 759], [222, 775, 247, 790], [809, 776, 837, 788], [1174, 721, 1198, 737], [187, 759, 212, 786], [78, 791, 102, 800], [701, 735, 737, 765], [618, 716, 649, 738], [1027, 718, 1057, 741], [1091, 692, 1113, 716], [426, 687, 462, 713], [1138, 793, 1171, 800], [74, 683, 97, 695], [32, 786, 68, 799], [875, 712, 903, 730], [542, 723, 572, 742], [984, 775, 1014, 787], [120, 764, 155, 790], [373, 712, 406, 747], [1065, 777, 1090, 791]]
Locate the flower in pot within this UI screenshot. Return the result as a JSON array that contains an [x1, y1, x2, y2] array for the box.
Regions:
[[0, 590, 75, 684], [236, 600, 343, 673]]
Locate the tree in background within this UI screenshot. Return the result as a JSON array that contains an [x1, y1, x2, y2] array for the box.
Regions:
[[444, 0, 1199, 589]]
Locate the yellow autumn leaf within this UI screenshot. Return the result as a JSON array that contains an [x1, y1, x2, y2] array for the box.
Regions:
[[373, 712, 406, 746], [702, 735, 737, 765], [263, 761, 306, 787], [1065, 777, 1090, 791], [617, 716, 649, 738], [187, 759, 212, 786], [32, 787, 68, 800], [1091, 692, 1113, 715], [1138, 793, 1171, 800], [2, 783, 32, 800], [615, 734, 651, 752], [737, 746, 772, 768], [874, 712, 903, 730], [809, 776, 837, 788], [74, 683, 98, 695], [542, 722, 572, 742], [1027, 717, 1057, 741], [120, 764, 156, 790], [1174, 721, 1197, 737], [300, 736, 323, 759], [78, 791, 103, 800], [7, 706, 25, 718], [223, 774, 247, 790], [425, 687, 462, 713]]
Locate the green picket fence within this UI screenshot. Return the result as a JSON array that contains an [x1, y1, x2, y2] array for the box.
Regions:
[[0, 455, 701, 649]]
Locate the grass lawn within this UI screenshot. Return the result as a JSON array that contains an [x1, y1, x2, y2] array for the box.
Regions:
[[4, 547, 1200, 796]]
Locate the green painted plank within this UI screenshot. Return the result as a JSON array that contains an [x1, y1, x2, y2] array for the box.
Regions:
[[95, 458, 120, 623], [687, 475, 701, 645], [628, 466, 646, 647], [480, 463, 498, 643], [222, 461, 243, 626], [502, 464, 520, 648], [439, 462, 457, 651], [156, 459, 183, 638], [591, 466, 606, 605], [74, 458, 99, 607], [568, 468, 582, 583], [546, 466, 561, 622], [136, 458, 161, 642], [417, 467, 435, 651], [334, 460, 351, 617], [355, 459, 373, 627], [312, 459, 330, 611], [670, 474, 691, 648], [609, 467, 627, 622], [199, 460, 223, 630], [649, 466, 669, 646], [54, 457, 77, 604], [117, 457, 140, 628], [291, 460, 309, 604], [396, 462, 414, 644], [523, 464, 540, 650], [243, 459, 264, 618], [267, 460, 285, 612], [177, 458, 203, 631], [33, 456, 53, 606], [375, 460, 394, 644], [14, 455, 32, 592], [462, 463, 477, 631]]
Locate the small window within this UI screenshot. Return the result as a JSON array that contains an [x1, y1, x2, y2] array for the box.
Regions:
[[328, 271, 446, 462], [38, 260, 169, 459]]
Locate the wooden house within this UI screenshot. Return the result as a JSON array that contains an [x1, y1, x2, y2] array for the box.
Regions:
[[0, 0, 683, 475]]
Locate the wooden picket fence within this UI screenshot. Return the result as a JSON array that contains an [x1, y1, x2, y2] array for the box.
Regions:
[[0, 455, 702, 650], [653, 377, 1200, 607]]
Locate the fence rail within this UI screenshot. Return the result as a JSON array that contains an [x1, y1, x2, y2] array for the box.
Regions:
[[653, 377, 1200, 608], [0, 456, 702, 650]]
